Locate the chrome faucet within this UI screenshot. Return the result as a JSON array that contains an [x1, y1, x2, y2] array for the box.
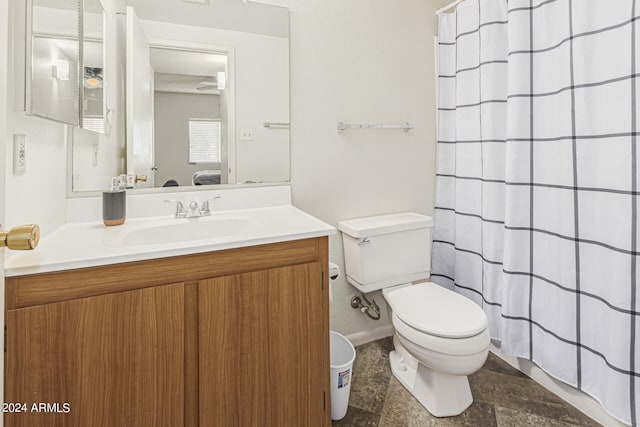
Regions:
[[201, 196, 221, 216], [164, 200, 187, 218], [164, 196, 221, 219], [186, 201, 203, 218]]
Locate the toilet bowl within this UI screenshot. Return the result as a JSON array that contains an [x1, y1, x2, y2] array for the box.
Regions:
[[383, 282, 489, 417], [338, 212, 490, 417]]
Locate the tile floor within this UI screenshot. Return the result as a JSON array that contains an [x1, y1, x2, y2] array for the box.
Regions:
[[332, 337, 602, 427]]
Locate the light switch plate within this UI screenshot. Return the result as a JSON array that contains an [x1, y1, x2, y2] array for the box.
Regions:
[[13, 134, 26, 175], [240, 128, 253, 141]]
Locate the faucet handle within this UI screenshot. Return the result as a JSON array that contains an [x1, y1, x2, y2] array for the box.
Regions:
[[163, 200, 186, 218], [201, 196, 221, 216]]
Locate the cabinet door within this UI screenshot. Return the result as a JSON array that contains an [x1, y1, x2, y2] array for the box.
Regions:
[[6, 283, 185, 427], [199, 262, 328, 426]]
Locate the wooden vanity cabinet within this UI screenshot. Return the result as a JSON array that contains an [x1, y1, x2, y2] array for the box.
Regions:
[[6, 283, 185, 427], [4, 237, 330, 427]]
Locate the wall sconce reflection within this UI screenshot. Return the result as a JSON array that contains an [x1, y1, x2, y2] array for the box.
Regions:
[[52, 59, 70, 81]]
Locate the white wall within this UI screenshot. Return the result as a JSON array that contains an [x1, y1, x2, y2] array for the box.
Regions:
[[289, 0, 449, 338], [4, 115, 67, 236], [4, 1, 69, 236]]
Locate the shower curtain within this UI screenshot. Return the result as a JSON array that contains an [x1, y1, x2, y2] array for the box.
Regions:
[[431, 1, 639, 425]]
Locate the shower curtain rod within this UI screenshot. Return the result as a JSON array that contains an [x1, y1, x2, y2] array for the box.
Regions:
[[435, 0, 464, 15]]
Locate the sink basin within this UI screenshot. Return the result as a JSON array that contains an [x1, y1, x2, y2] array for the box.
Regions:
[[105, 216, 255, 247]]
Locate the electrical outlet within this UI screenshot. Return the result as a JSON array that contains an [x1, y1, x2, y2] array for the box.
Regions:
[[13, 134, 26, 175], [240, 128, 253, 141]]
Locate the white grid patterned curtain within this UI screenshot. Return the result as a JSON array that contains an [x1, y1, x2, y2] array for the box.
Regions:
[[431, 1, 639, 425]]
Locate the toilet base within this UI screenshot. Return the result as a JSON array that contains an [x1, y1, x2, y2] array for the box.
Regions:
[[389, 342, 473, 417]]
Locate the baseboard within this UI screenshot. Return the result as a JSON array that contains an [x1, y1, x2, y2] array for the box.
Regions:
[[345, 325, 394, 347], [489, 342, 629, 427]]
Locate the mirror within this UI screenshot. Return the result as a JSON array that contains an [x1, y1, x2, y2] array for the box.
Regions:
[[70, 0, 126, 193], [70, 1, 290, 194], [27, 0, 80, 125], [150, 47, 229, 188], [81, 0, 107, 133]]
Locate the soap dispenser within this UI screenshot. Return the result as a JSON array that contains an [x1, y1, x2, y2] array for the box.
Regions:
[[103, 176, 126, 226]]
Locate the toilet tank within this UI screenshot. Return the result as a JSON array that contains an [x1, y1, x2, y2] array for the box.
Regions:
[[338, 212, 434, 293]]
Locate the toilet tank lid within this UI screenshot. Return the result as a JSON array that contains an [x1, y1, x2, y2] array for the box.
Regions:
[[338, 212, 433, 238]]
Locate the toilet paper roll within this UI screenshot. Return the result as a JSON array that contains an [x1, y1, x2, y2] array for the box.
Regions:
[[329, 262, 340, 280], [328, 262, 339, 302]]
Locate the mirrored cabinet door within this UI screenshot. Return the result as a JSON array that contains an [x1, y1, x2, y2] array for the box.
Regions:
[[81, 0, 107, 134], [27, 0, 80, 126]]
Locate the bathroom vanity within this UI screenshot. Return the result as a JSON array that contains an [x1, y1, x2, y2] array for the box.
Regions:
[[4, 199, 333, 427]]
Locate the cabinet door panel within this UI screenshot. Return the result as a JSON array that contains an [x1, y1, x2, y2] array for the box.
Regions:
[[199, 262, 327, 426], [6, 283, 185, 427]]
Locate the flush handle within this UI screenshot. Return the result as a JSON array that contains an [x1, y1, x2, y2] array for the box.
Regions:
[[0, 224, 40, 250], [357, 237, 371, 246]]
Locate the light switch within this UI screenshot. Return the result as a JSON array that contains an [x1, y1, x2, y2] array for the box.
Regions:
[[13, 134, 26, 175], [240, 128, 253, 141]]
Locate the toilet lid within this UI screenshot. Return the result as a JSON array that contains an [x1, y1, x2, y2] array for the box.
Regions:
[[385, 282, 488, 338]]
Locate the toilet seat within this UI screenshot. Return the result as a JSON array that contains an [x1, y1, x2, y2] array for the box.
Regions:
[[383, 282, 488, 338], [391, 312, 490, 356]]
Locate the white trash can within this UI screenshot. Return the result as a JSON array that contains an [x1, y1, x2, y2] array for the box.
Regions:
[[330, 331, 356, 421]]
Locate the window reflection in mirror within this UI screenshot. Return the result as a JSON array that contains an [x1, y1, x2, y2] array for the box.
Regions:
[[81, 0, 106, 133], [28, 0, 80, 125]]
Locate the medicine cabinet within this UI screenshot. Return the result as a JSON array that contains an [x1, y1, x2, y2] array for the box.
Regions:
[[14, 0, 107, 133]]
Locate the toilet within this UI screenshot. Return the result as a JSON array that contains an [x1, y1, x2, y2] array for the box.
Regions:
[[338, 212, 489, 417]]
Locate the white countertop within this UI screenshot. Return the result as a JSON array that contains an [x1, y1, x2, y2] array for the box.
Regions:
[[5, 205, 335, 277]]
